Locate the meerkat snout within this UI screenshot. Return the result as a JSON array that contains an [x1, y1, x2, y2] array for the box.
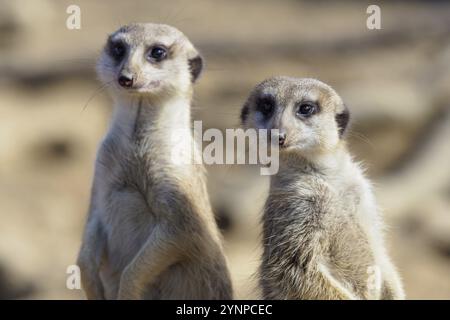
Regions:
[[241, 76, 350, 154], [118, 73, 134, 88], [278, 131, 286, 146]]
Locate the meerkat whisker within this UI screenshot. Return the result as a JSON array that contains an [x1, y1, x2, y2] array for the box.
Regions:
[[82, 80, 114, 112]]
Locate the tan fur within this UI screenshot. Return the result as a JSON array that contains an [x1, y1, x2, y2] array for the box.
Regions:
[[77, 23, 232, 300], [241, 76, 405, 300]]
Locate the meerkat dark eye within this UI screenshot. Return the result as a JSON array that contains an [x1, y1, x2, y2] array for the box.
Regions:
[[109, 42, 126, 60], [147, 46, 167, 62], [256, 96, 275, 118], [296, 102, 319, 118]]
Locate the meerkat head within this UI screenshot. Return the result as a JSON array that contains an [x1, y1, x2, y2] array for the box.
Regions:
[[241, 77, 350, 155], [97, 23, 203, 100]]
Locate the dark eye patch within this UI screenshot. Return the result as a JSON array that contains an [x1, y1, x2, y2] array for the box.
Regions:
[[256, 95, 276, 118], [107, 39, 127, 62]]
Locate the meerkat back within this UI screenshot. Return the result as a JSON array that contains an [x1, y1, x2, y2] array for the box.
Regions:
[[77, 23, 232, 300], [241, 76, 405, 300]]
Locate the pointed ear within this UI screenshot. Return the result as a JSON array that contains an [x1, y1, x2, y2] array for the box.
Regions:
[[335, 104, 350, 138], [188, 53, 203, 83]]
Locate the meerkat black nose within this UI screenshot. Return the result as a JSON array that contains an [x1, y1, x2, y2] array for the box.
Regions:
[[278, 132, 286, 146], [118, 74, 134, 88]]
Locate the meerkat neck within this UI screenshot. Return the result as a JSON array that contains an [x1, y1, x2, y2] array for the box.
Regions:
[[307, 143, 351, 172], [111, 94, 191, 134], [108, 95, 195, 165], [279, 143, 353, 176]]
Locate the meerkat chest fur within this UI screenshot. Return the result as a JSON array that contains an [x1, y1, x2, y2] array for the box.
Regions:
[[272, 148, 380, 237], [96, 95, 204, 218], [263, 149, 383, 298], [112, 96, 194, 168]]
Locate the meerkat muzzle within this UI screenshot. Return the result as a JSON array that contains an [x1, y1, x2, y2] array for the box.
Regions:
[[278, 132, 286, 146], [118, 74, 134, 88]]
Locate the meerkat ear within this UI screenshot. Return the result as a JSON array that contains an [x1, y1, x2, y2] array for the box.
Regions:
[[336, 104, 350, 138], [188, 54, 203, 83]]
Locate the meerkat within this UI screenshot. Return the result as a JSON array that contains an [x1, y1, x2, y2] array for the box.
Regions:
[[77, 23, 233, 300], [240, 76, 405, 300]]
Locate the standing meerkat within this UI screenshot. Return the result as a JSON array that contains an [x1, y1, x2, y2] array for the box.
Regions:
[[77, 23, 233, 300], [241, 76, 405, 300]]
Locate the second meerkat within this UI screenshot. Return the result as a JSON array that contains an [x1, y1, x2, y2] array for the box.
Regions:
[[77, 23, 232, 300], [241, 77, 404, 300]]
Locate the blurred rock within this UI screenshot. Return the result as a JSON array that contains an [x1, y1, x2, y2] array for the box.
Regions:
[[0, 263, 34, 299], [421, 198, 450, 257]]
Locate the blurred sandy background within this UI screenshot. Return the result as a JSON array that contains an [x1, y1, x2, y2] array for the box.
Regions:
[[0, 0, 449, 299]]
